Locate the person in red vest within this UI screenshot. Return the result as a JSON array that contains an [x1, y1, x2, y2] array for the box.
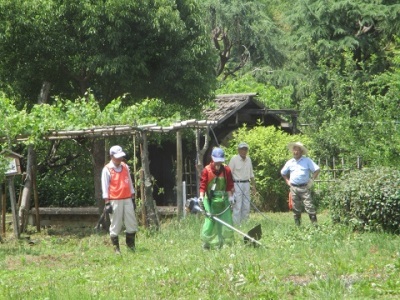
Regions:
[[198, 147, 235, 249], [101, 145, 138, 254]]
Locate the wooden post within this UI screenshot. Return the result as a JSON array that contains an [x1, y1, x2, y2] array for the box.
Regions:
[[176, 130, 183, 218], [32, 164, 40, 232], [139, 168, 146, 226], [8, 176, 20, 238], [1, 183, 6, 236], [19, 145, 35, 232], [17, 173, 26, 208]]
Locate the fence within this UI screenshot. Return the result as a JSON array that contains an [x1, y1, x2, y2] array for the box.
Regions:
[[315, 156, 362, 188]]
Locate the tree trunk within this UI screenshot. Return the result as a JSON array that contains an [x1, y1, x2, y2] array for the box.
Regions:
[[18, 145, 35, 232], [90, 139, 107, 229], [195, 129, 210, 177], [140, 132, 159, 229], [38, 81, 51, 104]]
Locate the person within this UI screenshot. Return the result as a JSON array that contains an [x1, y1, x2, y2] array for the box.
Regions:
[[281, 142, 320, 226], [228, 142, 257, 225], [198, 147, 235, 249], [101, 145, 138, 254]]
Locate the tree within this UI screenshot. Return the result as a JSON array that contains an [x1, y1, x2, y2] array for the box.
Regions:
[[0, 0, 216, 109], [264, 0, 400, 164], [200, 0, 285, 80]]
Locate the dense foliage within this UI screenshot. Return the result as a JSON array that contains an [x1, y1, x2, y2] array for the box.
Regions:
[[0, 0, 216, 109], [329, 167, 400, 233], [224, 124, 313, 211]]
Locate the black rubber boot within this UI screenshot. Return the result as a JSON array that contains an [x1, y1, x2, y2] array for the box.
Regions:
[[294, 215, 301, 226], [126, 232, 136, 251], [111, 236, 121, 254], [309, 214, 318, 225]]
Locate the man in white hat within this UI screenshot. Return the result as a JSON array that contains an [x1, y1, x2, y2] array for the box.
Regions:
[[101, 145, 138, 254], [281, 142, 320, 226], [228, 142, 257, 225]]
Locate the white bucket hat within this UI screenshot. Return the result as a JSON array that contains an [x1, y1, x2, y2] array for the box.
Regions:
[[288, 142, 308, 155]]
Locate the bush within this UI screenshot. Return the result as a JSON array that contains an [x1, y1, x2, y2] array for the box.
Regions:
[[224, 124, 313, 212], [328, 167, 400, 233], [37, 171, 95, 207]]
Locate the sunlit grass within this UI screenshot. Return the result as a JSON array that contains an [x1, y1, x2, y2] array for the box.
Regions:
[[0, 212, 399, 299]]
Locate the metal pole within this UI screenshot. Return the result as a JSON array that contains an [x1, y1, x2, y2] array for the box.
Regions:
[[182, 181, 186, 218], [207, 213, 262, 246]]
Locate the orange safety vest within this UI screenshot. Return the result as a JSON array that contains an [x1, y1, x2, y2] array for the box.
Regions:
[[107, 162, 132, 200]]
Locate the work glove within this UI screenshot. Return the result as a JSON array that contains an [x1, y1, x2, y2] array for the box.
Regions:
[[306, 179, 314, 189], [105, 202, 113, 214], [198, 197, 205, 210], [229, 196, 235, 206]]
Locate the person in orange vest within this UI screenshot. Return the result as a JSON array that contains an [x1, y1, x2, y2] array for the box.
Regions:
[[101, 145, 138, 254]]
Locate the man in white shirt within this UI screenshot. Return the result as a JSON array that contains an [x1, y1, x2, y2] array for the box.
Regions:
[[228, 142, 257, 225]]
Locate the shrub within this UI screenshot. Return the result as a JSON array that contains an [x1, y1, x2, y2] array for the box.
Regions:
[[224, 124, 313, 212], [37, 173, 95, 207], [328, 167, 400, 233]]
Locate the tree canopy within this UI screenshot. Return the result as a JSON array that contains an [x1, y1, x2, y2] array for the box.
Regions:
[[0, 0, 216, 110]]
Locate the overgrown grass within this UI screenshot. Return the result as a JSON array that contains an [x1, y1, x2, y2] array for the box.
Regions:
[[1, 212, 399, 299]]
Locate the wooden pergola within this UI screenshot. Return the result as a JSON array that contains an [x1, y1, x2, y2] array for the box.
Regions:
[[1, 119, 217, 237], [2, 93, 298, 238]]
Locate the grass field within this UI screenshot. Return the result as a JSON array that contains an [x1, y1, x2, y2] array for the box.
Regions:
[[1, 211, 399, 299]]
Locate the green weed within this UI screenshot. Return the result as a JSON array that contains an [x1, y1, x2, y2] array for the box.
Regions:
[[0, 212, 399, 299]]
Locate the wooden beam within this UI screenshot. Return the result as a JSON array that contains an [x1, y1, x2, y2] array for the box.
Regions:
[[241, 108, 298, 116], [176, 130, 183, 218]]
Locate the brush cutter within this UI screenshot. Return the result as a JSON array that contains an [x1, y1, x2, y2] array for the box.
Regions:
[[187, 198, 262, 247], [94, 209, 107, 231], [94, 203, 113, 231]]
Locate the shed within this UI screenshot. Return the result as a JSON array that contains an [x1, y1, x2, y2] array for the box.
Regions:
[[204, 93, 298, 143]]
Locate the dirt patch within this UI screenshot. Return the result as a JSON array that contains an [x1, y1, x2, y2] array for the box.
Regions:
[[284, 274, 315, 286], [5, 253, 74, 271]]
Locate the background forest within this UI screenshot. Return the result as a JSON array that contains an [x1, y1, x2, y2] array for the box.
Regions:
[[0, 0, 399, 227]]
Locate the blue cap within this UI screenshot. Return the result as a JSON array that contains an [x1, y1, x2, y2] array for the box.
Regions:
[[211, 147, 225, 162]]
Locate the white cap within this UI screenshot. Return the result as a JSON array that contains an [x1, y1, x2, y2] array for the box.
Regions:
[[238, 142, 249, 149], [110, 145, 126, 158]]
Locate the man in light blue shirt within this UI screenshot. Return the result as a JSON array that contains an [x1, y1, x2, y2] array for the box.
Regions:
[[281, 142, 320, 226]]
